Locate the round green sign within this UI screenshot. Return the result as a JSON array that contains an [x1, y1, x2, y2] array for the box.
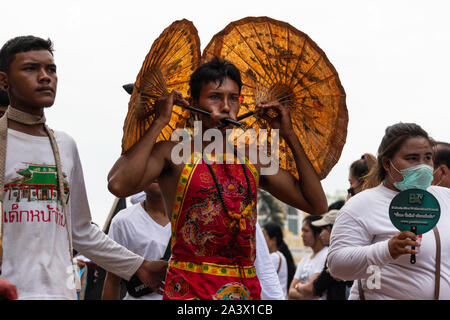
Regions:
[[389, 188, 440, 234]]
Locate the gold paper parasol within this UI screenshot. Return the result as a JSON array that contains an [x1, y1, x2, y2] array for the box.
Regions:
[[121, 19, 201, 153], [202, 16, 348, 180]]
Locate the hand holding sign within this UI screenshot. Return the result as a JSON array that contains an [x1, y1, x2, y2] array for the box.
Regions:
[[389, 189, 440, 264], [388, 230, 420, 260]]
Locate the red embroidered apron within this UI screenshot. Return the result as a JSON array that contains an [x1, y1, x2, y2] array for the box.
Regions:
[[163, 153, 261, 300]]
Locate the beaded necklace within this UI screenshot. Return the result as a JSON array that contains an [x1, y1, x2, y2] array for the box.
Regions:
[[205, 156, 254, 232]]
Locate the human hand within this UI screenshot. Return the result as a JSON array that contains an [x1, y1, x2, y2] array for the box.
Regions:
[[0, 277, 18, 300], [258, 100, 293, 137], [154, 90, 189, 125], [135, 260, 168, 295], [388, 231, 420, 259]]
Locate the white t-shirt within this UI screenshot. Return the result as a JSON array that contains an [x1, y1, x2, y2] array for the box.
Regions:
[[108, 203, 171, 300], [294, 246, 328, 300], [1, 128, 143, 300], [328, 184, 450, 300], [255, 223, 285, 300], [270, 251, 288, 298]]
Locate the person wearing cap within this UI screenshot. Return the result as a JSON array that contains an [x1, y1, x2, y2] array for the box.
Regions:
[[310, 201, 353, 300]]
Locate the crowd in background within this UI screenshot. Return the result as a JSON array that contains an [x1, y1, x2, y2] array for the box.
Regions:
[[0, 35, 449, 301]]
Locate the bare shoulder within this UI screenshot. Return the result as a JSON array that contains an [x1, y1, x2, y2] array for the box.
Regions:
[[153, 140, 177, 154], [151, 140, 179, 163], [152, 140, 185, 177]]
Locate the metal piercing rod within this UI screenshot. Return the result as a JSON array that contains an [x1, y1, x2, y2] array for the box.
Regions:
[[237, 111, 256, 121], [182, 105, 242, 127]]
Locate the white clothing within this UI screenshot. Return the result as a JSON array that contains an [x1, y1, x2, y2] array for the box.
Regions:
[[293, 246, 328, 300], [328, 184, 450, 300], [107, 207, 284, 300], [130, 192, 146, 205], [108, 203, 171, 300], [270, 251, 288, 298], [255, 223, 285, 300], [1, 129, 143, 300]]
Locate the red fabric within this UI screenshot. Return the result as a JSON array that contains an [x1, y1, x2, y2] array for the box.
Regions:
[[163, 158, 261, 300]]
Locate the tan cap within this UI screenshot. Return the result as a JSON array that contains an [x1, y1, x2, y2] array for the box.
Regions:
[[311, 209, 340, 227]]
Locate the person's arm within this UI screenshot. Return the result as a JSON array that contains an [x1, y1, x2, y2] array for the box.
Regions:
[[102, 272, 121, 300], [258, 101, 327, 215], [288, 273, 320, 300], [108, 91, 189, 198], [0, 277, 18, 300], [327, 208, 419, 280], [65, 133, 167, 293]]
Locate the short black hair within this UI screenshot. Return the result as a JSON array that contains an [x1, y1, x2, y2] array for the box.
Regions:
[[0, 35, 54, 73], [189, 56, 242, 101], [434, 141, 450, 168]]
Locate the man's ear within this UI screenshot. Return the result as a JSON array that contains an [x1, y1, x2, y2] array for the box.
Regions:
[[0, 72, 9, 91], [435, 164, 447, 175]]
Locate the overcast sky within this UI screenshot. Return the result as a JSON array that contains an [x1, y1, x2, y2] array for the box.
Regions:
[[3, 0, 449, 227]]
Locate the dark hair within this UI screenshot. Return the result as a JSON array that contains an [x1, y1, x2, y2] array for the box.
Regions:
[[328, 200, 345, 211], [263, 222, 296, 291], [433, 141, 450, 168], [302, 215, 324, 239], [189, 56, 242, 101], [0, 35, 54, 73], [364, 123, 433, 189], [0, 89, 9, 107], [350, 153, 376, 182]]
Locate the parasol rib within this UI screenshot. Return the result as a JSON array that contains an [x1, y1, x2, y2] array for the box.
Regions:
[[220, 40, 272, 89], [250, 22, 281, 84], [266, 22, 285, 84], [153, 30, 186, 67], [294, 74, 337, 95], [291, 55, 324, 93], [234, 25, 277, 88], [286, 37, 308, 89]]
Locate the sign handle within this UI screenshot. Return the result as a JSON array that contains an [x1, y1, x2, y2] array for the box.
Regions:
[[410, 226, 417, 264]]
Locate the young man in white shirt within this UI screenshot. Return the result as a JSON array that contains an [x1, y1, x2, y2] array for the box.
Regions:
[[0, 35, 167, 299], [102, 183, 171, 300]]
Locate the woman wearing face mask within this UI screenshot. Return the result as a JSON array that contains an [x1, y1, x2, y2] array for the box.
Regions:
[[346, 153, 376, 200], [328, 122, 450, 300]]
